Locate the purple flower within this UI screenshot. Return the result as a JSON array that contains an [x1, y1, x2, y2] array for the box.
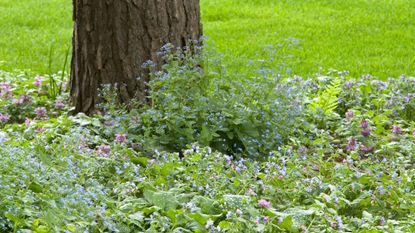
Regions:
[[345, 109, 354, 121], [263, 216, 270, 224], [35, 107, 47, 118], [114, 133, 127, 143], [360, 119, 369, 129], [15, 94, 31, 105], [34, 128, 45, 134], [248, 188, 257, 196], [258, 199, 271, 208], [347, 138, 356, 151], [205, 219, 214, 229], [97, 144, 111, 156], [0, 113, 10, 123], [378, 185, 385, 196], [25, 117, 32, 127], [361, 128, 371, 137], [33, 75, 45, 87], [54, 100, 65, 109], [413, 129, 415, 138], [391, 125, 402, 134], [361, 145, 374, 154], [335, 216, 344, 229], [379, 216, 385, 226], [0, 82, 12, 99]]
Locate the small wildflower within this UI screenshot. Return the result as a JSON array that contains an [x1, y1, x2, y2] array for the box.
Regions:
[[54, 100, 65, 109], [33, 75, 45, 87], [255, 216, 261, 224], [236, 209, 243, 216], [25, 117, 32, 127], [378, 186, 385, 196], [114, 133, 127, 143], [360, 119, 369, 129], [391, 125, 402, 134], [335, 216, 343, 229], [258, 199, 271, 208], [379, 216, 385, 226], [15, 94, 31, 105], [0, 82, 12, 98], [0, 113, 10, 123], [263, 216, 270, 223], [205, 219, 214, 229], [97, 144, 110, 156], [226, 211, 232, 219], [34, 128, 45, 134], [361, 145, 374, 154], [345, 109, 354, 121], [361, 128, 371, 137], [347, 138, 356, 151], [35, 107, 47, 118], [248, 188, 257, 196]]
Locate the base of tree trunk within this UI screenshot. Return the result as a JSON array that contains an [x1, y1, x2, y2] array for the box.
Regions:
[[70, 0, 202, 114]]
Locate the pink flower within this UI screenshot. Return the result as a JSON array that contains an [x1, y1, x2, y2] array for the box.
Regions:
[[248, 188, 257, 196], [360, 119, 369, 129], [34, 128, 45, 134], [361, 128, 371, 137], [35, 107, 47, 118], [33, 75, 45, 87], [0, 82, 12, 99], [15, 94, 31, 105], [258, 199, 270, 208], [361, 145, 374, 154], [114, 133, 127, 143], [0, 113, 10, 123], [97, 144, 111, 156], [347, 138, 356, 151], [25, 117, 32, 127], [391, 125, 402, 134], [54, 100, 65, 109], [345, 109, 353, 121], [413, 129, 415, 138]]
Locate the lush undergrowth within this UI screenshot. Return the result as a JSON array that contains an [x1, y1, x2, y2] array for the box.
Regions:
[[1, 0, 414, 77], [1, 46, 415, 232]]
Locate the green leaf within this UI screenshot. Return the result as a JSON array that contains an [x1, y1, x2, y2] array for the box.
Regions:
[[280, 216, 293, 232], [130, 157, 149, 167], [192, 196, 221, 215], [143, 189, 179, 211], [199, 125, 213, 146]]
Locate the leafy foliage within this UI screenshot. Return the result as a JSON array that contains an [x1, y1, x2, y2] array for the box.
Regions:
[[308, 77, 342, 115], [1, 48, 415, 232]]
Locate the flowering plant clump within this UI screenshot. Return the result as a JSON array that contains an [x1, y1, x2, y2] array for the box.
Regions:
[[1, 49, 415, 232]]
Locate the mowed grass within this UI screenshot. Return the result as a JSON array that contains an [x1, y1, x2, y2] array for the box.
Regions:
[[0, 0, 72, 75], [0, 0, 414, 78]]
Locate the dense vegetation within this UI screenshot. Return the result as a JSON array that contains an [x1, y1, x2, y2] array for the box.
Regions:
[[1, 46, 415, 231], [1, 0, 415, 232]]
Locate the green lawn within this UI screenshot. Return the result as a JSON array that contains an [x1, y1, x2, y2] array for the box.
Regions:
[[0, 0, 414, 78]]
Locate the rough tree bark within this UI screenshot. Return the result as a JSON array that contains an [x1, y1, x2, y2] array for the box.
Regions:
[[70, 0, 202, 114]]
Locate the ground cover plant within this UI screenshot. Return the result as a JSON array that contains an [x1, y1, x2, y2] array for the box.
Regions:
[[1, 1, 415, 232], [0, 0, 414, 77], [1, 46, 415, 232]]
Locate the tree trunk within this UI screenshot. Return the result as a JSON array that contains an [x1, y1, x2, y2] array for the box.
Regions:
[[70, 0, 202, 114]]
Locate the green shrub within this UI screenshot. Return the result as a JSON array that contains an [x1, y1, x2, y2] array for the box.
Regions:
[[124, 45, 308, 158]]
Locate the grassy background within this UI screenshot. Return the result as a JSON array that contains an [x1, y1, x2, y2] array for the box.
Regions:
[[0, 0, 414, 78]]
